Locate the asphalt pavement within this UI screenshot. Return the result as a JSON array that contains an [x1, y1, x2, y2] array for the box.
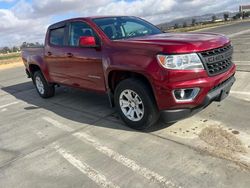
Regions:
[[0, 21, 250, 188]]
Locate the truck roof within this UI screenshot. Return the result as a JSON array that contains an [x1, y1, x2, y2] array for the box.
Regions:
[[48, 16, 135, 30]]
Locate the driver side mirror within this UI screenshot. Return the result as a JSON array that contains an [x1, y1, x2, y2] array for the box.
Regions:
[[79, 36, 98, 48]]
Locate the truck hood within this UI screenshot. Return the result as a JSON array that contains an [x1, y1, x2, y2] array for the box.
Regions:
[[119, 32, 230, 53]]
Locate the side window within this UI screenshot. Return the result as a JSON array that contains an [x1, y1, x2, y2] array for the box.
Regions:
[[49, 27, 65, 46], [123, 21, 149, 35], [100, 24, 117, 39], [69, 22, 95, 46]]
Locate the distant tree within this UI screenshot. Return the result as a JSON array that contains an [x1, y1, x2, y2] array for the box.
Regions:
[[192, 18, 196, 26], [245, 11, 250, 17], [20, 42, 27, 49], [224, 13, 229, 21], [183, 22, 187, 28], [174, 23, 179, 29], [212, 15, 217, 22], [236, 12, 243, 19], [20, 42, 43, 49], [1, 47, 11, 54], [12, 46, 19, 52], [29, 43, 35, 47], [242, 11, 249, 19], [232, 15, 238, 20]]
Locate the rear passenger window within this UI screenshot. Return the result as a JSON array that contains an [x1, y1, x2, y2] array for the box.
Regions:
[[49, 27, 65, 46]]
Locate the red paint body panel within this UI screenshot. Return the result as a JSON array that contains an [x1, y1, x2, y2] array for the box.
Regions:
[[21, 16, 236, 112], [124, 32, 230, 53], [153, 64, 236, 110]]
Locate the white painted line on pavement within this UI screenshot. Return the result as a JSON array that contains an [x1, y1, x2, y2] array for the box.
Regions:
[[228, 29, 250, 38], [234, 64, 250, 66], [234, 61, 250, 62], [36, 131, 46, 139], [231, 91, 250, 95], [1, 108, 7, 112], [52, 143, 119, 188], [74, 132, 178, 188], [0, 101, 19, 109], [234, 50, 250, 53], [42, 117, 179, 187], [231, 37, 250, 40], [43, 117, 74, 132], [233, 43, 250, 45], [234, 61, 250, 64]]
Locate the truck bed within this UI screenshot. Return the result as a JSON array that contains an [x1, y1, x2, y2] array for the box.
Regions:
[[21, 47, 44, 68], [22, 47, 44, 61]]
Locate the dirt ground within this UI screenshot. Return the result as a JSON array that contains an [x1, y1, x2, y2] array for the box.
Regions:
[[0, 58, 22, 70]]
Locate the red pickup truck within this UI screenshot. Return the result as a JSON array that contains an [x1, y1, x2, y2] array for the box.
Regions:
[[22, 16, 236, 130]]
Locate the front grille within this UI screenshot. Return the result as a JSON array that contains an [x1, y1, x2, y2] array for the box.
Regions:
[[200, 44, 233, 76]]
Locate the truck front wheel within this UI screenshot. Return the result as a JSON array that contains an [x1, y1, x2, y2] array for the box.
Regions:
[[33, 71, 55, 98], [114, 79, 159, 130]]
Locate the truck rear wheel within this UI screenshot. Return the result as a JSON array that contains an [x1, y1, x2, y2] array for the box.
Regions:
[[33, 71, 55, 98], [114, 79, 159, 130]]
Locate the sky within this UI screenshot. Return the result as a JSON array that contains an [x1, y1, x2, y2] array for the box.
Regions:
[[0, 0, 249, 47]]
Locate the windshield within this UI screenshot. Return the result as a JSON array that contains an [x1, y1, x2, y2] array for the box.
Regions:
[[93, 17, 162, 40]]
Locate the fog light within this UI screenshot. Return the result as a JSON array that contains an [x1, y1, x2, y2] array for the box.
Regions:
[[173, 88, 200, 102]]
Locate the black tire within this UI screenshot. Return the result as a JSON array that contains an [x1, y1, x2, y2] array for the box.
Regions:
[[114, 78, 159, 130], [33, 71, 55, 98]]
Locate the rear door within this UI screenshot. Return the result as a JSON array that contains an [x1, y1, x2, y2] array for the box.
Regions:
[[45, 24, 69, 84], [62, 21, 106, 92]]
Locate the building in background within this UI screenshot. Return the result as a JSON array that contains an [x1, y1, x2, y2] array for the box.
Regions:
[[239, 5, 250, 13]]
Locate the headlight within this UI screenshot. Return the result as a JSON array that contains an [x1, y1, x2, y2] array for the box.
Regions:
[[157, 53, 204, 70]]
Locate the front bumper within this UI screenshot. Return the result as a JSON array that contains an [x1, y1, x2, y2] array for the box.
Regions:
[[161, 75, 236, 123]]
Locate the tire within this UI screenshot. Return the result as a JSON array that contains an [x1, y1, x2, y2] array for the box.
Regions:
[[33, 71, 55, 98], [114, 78, 159, 130]]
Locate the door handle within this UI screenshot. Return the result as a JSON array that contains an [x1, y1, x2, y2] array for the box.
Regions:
[[47, 51, 52, 56], [66, 53, 73, 58]]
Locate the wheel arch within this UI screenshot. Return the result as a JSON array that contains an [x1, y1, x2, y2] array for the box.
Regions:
[[107, 70, 158, 108], [27, 55, 51, 82], [29, 64, 41, 75]]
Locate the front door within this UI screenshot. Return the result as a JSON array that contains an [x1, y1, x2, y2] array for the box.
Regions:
[[63, 21, 106, 92]]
